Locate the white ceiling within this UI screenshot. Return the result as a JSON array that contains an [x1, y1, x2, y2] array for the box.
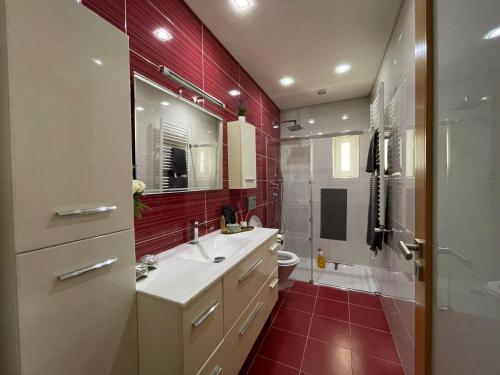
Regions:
[[186, 0, 402, 110]]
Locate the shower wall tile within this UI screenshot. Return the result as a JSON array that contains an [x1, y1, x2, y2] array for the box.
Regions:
[[82, 0, 280, 257]]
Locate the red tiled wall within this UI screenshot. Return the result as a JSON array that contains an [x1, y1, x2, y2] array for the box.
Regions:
[[82, 0, 281, 258]]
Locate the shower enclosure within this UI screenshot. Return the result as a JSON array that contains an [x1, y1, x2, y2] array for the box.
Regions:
[[266, 113, 415, 301]]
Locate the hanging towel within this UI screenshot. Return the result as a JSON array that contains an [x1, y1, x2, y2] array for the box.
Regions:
[[366, 130, 383, 252], [366, 175, 382, 251], [172, 147, 187, 176], [366, 129, 379, 173]]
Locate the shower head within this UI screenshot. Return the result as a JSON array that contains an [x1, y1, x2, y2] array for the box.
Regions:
[[272, 120, 303, 131]]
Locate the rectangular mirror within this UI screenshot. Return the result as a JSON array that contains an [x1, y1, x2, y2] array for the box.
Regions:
[[134, 74, 223, 194]]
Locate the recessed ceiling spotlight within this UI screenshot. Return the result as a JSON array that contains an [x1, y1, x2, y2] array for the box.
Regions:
[[92, 58, 103, 65], [228, 89, 241, 96], [153, 27, 173, 42], [335, 64, 351, 74], [483, 26, 500, 40], [318, 132, 323, 135], [342, 114, 349, 120], [233, 0, 253, 11], [481, 96, 492, 101], [279, 76, 294, 86], [136, 106, 145, 112], [308, 119, 315, 124], [160, 101, 170, 106]]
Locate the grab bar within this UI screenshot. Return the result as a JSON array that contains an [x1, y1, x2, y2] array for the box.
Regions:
[[56, 205, 117, 216], [398, 241, 414, 260], [57, 257, 117, 281]]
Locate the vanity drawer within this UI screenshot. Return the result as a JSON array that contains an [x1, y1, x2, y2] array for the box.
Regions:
[[200, 269, 279, 375], [16, 230, 137, 375], [183, 281, 224, 375], [223, 244, 268, 333]]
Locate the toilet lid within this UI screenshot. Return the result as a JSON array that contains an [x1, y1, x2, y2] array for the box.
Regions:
[[249, 215, 262, 228]]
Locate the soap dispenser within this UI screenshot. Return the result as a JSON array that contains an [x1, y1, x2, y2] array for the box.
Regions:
[[317, 248, 326, 269]]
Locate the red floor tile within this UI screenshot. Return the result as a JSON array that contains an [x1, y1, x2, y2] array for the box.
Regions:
[[249, 356, 300, 375], [350, 325, 400, 363], [349, 291, 382, 310], [282, 292, 316, 313], [290, 281, 319, 296], [308, 315, 350, 349], [259, 328, 307, 369], [318, 286, 349, 302], [349, 304, 390, 332], [273, 307, 312, 336], [314, 298, 349, 322], [301, 339, 352, 375], [352, 352, 404, 375]]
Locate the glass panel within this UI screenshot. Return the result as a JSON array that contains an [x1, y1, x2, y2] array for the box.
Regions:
[[433, 1, 500, 373]]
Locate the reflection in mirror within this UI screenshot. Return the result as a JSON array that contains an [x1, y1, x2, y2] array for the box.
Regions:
[[134, 74, 222, 194]]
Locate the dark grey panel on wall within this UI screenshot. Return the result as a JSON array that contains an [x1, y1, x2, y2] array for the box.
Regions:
[[320, 189, 347, 241]]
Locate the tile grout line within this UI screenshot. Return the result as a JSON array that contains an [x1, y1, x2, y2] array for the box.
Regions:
[[298, 286, 319, 373]]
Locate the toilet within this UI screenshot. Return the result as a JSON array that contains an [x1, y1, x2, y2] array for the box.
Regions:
[[248, 217, 300, 290]]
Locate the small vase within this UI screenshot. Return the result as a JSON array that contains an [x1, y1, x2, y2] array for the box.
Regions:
[[238, 115, 246, 122]]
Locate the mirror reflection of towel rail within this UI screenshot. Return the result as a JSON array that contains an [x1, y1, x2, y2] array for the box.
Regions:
[[437, 247, 472, 267]]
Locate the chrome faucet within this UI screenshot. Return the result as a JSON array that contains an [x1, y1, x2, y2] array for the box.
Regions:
[[190, 220, 199, 244]]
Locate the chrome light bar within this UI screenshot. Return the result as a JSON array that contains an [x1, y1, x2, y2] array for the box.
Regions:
[[159, 66, 225, 109]]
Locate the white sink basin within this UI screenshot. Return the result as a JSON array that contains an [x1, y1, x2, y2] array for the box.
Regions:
[[176, 233, 252, 263]]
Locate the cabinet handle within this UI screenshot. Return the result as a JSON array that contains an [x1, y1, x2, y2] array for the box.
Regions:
[[210, 365, 223, 375], [57, 257, 118, 281], [268, 243, 279, 252], [269, 278, 279, 289], [239, 259, 263, 283], [192, 301, 220, 328], [56, 205, 117, 216], [239, 301, 263, 336]]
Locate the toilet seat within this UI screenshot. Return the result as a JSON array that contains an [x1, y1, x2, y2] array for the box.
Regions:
[[278, 250, 300, 266]]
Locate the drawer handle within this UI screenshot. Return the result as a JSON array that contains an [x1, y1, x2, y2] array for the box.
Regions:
[[239, 301, 263, 336], [56, 205, 117, 216], [269, 243, 280, 252], [269, 278, 279, 289], [238, 259, 263, 283], [57, 257, 118, 281], [210, 365, 223, 375], [192, 301, 221, 328]]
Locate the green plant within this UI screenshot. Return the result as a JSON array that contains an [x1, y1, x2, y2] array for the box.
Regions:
[[237, 99, 247, 116]]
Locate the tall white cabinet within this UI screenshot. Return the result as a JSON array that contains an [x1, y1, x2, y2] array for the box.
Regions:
[[227, 120, 257, 189], [0, 1, 137, 374]]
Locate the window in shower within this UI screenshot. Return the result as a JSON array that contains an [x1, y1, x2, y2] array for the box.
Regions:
[[332, 135, 359, 178]]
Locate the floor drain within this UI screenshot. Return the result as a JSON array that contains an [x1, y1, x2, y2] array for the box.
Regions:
[[213, 257, 226, 263]]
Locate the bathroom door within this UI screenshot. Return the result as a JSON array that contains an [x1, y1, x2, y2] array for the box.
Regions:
[[414, 0, 433, 373]]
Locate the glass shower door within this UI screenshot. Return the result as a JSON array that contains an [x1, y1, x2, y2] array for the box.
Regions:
[[278, 139, 312, 283]]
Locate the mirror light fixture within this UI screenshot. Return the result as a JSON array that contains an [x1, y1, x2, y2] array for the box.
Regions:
[[159, 66, 225, 108]]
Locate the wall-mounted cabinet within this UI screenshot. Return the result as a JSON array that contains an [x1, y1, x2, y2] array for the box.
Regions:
[[227, 121, 257, 189]]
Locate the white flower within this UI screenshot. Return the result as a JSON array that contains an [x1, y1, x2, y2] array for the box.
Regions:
[[133, 180, 146, 194]]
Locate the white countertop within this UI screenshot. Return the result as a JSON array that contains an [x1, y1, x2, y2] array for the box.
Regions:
[[136, 227, 279, 307]]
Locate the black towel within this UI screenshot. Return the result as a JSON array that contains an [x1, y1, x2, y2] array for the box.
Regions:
[[366, 130, 383, 251], [366, 175, 382, 251], [366, 129, 379, 173], [172, 147, 187, 176]]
